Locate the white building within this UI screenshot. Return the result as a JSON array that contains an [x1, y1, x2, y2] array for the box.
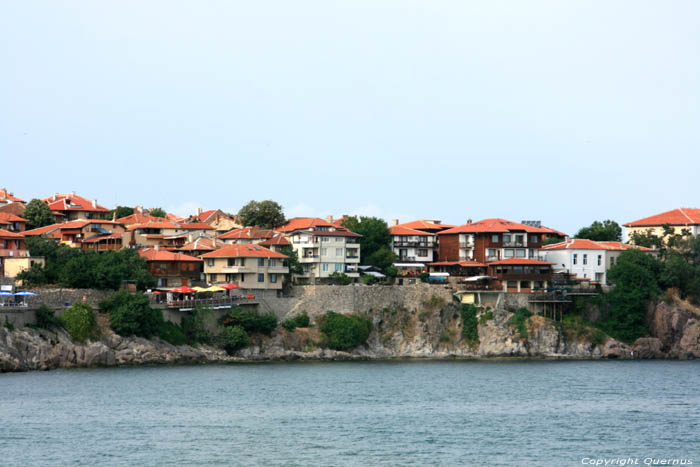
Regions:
[[541, 239, 654, 284]]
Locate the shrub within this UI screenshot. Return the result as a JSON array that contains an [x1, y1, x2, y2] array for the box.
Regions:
[[61, 303, 97, 342], [4, 316, 14, 331], [478, 310, 494, 325], [509, 308, 532, 340], [318, 311, 373, 350], [181, 306, 217, 345], [418, 311, 431, 322], [159, 321, 187, 346], [384, 266, 398, 278], [220, 306, 278, 335], [102, 291, 164, 339], [420, 272, 429, 283], [362, 275, 378, 285], [424, 295, 446, 309], [460, 304, 479, 343], [219, 326, 250, 355], [281, 311, 310, 331], [329, 272, 352, 285], [439, 331, 451, 343], [36, 305, 62, 329]]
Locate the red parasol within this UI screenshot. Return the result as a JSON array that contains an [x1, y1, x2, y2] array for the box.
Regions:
[[220, 283, 241, 290], [171, 286, 196, 293]]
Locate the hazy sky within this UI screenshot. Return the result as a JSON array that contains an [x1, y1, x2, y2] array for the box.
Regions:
[[2, 1, 698, 235]]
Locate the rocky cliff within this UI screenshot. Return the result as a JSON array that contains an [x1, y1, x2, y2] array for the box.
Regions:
[[2, 295, 699, 372]]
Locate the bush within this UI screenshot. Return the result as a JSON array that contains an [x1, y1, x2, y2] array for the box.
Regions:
[[362, 275, 378, 285], [102, 291, 164, 339], [384, 266, 398, 278], [439, 331, 450, 343], [509, 308, 532, 340], [219, 326, 250, 355], [159, 321, 187, 346], [220, 307, 278, 335], [4, 316, 14, 331], [420, 272, 429, 283], [181, 306, 218, 345], [318, 311, 373, 350], [478, 310, 494, 325], [329, 272, 352, 285], [61, 303, 97, 342], [281, 312, 311, 331], [36, 305, 62, 329], [460, 304, 479, 343]]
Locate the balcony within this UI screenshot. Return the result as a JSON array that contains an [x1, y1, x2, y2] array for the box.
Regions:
[[502, 241, 526, 247], [393, 241, 433, 248], [300, 255, 320, 263], [458, 241, 474, 248], [399, 256, 417, 262], [268, 266, 290, 274], [222, 265, 252, 273]]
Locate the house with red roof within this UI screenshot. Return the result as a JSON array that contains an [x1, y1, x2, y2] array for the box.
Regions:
[[175, 236, 224, 258], [138, 248, 203, 288], [0, 213, 27, 232], [200, 244, 289, 290], [43, 192, 110, 222], [191, 208, 242, 234], [0, 229, 45, 279], [0, 188, 25, 206], [218, 226, 276, 245], [388, 225, 436, 274], [124, 220, 214, 250], [542, 239, 655, 284], [24, 220, 126, 249], [623, 208, 700, 243], [278, 217, 361, 282]]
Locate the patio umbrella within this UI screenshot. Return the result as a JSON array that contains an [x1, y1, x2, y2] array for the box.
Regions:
[[204, 286, 225, 292], [220, 283, 240, 290], [171, 286, 196, 294], [14, 291, 38, 296], [192, 286, 207, 293]]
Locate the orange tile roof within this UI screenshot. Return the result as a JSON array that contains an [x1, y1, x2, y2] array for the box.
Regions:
[[396, 220, 456, 231], [277, 217, 335, 232], [0, 229, 25, 239], [23, 223, 63, 236], [623, 208, 700, 227], [439, 218, 552, 235], [82, 232, 124, 243], [0, 213, 27, 223], [176, 237, 223, 251], [259, 234, 291, 246], [539, 225, 568, 237], [488, 258, 555, 266], [116, 213, 164, 225], [543, 239, 655, 252], [389, 226, 434, 236], [200, 244, 288, 259], [0, 188, 25, 204], [428, 261, 486, 267], [0, 203, 26, 216], [43, 193, 109, 212], [180, 222, 215, 230], [138, 248, 202, 262], [128, 221, 181, 230], [218, 226, 275, 240]]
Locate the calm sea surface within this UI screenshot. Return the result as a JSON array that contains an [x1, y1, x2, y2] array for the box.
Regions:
[[1, 360, 699, 466]]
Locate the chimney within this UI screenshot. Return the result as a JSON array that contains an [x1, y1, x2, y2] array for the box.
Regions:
[[467, 219, 472, 224], [392, 219, 399, 226], [71, 191, 75, 197], [53, 194, 57, 201], [197, 207, 203, 216], [326, 215, 333, 223], [92, 199, 97, 208]]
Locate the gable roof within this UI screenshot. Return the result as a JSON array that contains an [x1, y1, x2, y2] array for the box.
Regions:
[[258, 234, 291, 246], [200, 244, 288, 259], [0, 188, 25, 204], [623, 208, 700, 227], [277, 217, 335, 232], [0, 229, 25, 239], [439, 218, 552, 235], [179, 222, 215, 230], [176, 237, 222, 252], [0, 203, 26, 216], [0, 213, 27, 224], [389, 226, 433, 236], [43, 193, 109, 212], [218, 226, 276, 240], [116, 213, 164, 225], [395, 220, 455, 231], [138, 248, 202, 262]]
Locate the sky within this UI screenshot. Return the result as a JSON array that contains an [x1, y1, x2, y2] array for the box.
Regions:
[[1, 1, 699, 236]]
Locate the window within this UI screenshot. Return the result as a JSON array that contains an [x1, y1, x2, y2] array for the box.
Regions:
[[503, 234, 511, 243], [597, 255, 602, 266], [610, 256, 615, 266], [487, 249, 497, 258], [595, 273, 603, 282], [321, 248, 328, 256], [515, 234, 524, 244], [258, 258, 265, 266], [492, 234, 499, 243], [520, 281, 530, 289], [573, 254, 578, 265], [321, 236, 330, 242], [504, 249, 514, 258], [207, 259, 214, 267], [515, 249, 526, 258], [336, 248, 342, 257], [507, 281, 517, 288], [227, 258, 235, 267], [335, 263, 342, 272], [418, 249, 428, 257], [269, 259, 276, 267], [583, 254, 588, 265], [257, 273, 264, 283], [322, 263, 329, 272], [270, 273, 277, 283], [530, 235, 539, 243]]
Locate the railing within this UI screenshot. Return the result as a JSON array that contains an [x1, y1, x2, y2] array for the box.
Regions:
[[458, 242, 474, 248], [165, 296, 257, 309], [399, 256, 417, 262], [393, 241, 433, 247], [502, 241, 526, 247]]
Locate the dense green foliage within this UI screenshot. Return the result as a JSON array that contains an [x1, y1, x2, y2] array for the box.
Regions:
[[149, 207, 167, 218], [329, 272, 352, 285], [318, 311, 372, 350], [61, 303, 97, 342], [35, 305, 62, 329], [280, 245, 303, 276], [112, 206, 134, 219], [18, 238, 155, 290], [181, 307, 217, 345], [220, 306, 278, 335], [219, 326, 250, 355], [460, 304, 479, 343], [384, 266, 398, 278], [158, 321, 188, 345], [23, 199, 55, 230], [101, 291, 164, 339], [560, 315, 606, 347], [340, 216, 397, 270], [574, 220, 622, 241], [509, 308, 532, 339], [281, 312, 310, 331], [362, 274, 378, 285], [542, 237, 564, 246], [478, 310, 494, 325], [237, 200, 286, 229]]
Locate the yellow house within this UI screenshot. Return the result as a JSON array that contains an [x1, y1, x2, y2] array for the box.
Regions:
[[624, 208, 700, 243]]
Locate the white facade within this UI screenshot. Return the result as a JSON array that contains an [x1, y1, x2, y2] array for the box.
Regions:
[[289, 231, 361, 280], [391, 234, 435, 263], [542, 248, 624, 284]]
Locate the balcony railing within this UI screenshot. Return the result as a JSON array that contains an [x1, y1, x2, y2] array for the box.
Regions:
[[502, 241, 526, 247], [394, 241, 434, 248], [165, 296, 257, 309]]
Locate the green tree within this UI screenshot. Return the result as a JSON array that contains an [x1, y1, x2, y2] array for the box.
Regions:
[[542, 237, 564, 246], [149, 207, 167, 218], [218, 326, 250, 354], [61, 303, 97, 343], [340, 216, 397, 270], [237, 200, 286, 229], [318, 312, 372, 350], [112, 206, 134, 219], [23, 199, 55, 230], [101, 291, 164, 338], [574, 220, 622, 241], [280, 245, 303, 275]]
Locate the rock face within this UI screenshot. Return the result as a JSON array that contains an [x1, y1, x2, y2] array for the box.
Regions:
[[3, 295, 698, 372]]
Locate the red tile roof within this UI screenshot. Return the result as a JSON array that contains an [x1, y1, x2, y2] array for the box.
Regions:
[[176, 237, 223, 252], [0, 213, 27, 223], [138, 248, 202, 262], [439, 218, 553, 235], [218, 226, 276, 240], [0, 203, 26, 216], [277, 217, 335, 232], [259, 234, 291, 246], [542, 239, 655, 252], [389, 226, 434, 236], [23, 223, 63, 236], [82, 233, 124, 243], [395, 220, 456, 231], [180, 222, 215, 230], [539, 225, 568, 237], [116, 213, 164, 225], [200, 244, 288, 259], [488, 258, 555, 266], [43, 193, 109, 212], [127, 221, 181, 230], [623, 208, 700, 227], [0, 188, 25, 204], [308, 230, 362, 237], [0, 229, 25, 239]]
